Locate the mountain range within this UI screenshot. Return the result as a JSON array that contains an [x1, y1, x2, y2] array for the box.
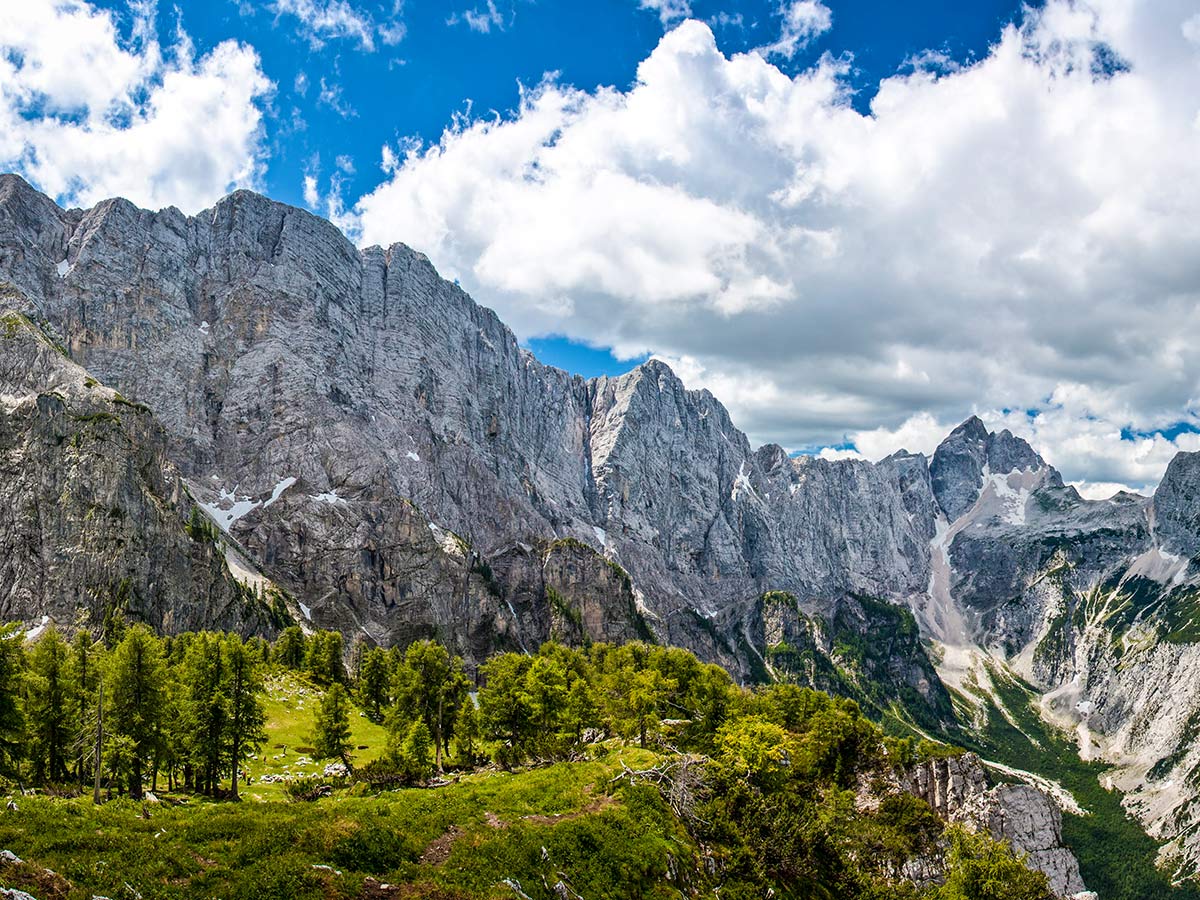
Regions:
[[4, 172, 1200, 887]]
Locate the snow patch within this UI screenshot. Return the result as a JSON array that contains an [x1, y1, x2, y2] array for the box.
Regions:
[[198, 320, 210, 335], [55, 259, 69, 277], [985, 469, 1033, 526], [406, 450, 421, 462], [199, 488, 259, 533], [298, 602, 312, 621], [310, 491, 345, 504], [263, 477, 297, 508], [592, 525, 608, 548], [731, 462, 758, 503], [25, 615, 50, 641], [198, 477, 295, 532]]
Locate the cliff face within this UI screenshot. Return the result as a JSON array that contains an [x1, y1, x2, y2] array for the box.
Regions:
[[896, 753, 1091, 899], [0, 174, 944, 677], [0, 297, 277, 636]]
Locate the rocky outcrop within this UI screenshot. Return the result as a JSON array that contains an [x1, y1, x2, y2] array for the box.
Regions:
[[958, 783, 1090, 898], [759, 591, 955, 729], [0, 297, 279, 637], [898, 753, 990, 819], [898, 753, 1089, 898], [1152, 451, 1200, 557]]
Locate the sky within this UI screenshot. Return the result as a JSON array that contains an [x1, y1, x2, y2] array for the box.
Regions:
[[3, 0, 1200, 497]]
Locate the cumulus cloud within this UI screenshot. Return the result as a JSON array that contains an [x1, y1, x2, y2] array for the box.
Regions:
[[758, 0, 833, 59], [0, 0, 272, 213], [345, 0, 1200, 493]]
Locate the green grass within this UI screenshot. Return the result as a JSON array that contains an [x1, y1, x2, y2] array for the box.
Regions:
[[245, 673, 390, 799], [0, 706, 670, 900]]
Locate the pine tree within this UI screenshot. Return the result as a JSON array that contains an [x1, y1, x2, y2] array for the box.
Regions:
[[397, 719, 432, 783], [106, 625, 167, 799], [313, 683, 353, 772], [26, 626, 76, 783], [477, 653, 534, 767], [224, 636, 266, 800], [564, 677, 600, 746], [70, 630, 100, 785], [272, 626, 306, 670], [305, 631, 344, 685], [391, 640, 468, 772], [524, 655, 569, 754], [0, 624, 24, 779], [180, 633, 228, 795], [357, 647, 390, 723], [453, 695, 479, 766]]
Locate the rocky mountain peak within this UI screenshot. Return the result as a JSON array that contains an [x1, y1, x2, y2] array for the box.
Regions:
[[1152, 450, 1200, 555], [930, 417, 1047, 521]]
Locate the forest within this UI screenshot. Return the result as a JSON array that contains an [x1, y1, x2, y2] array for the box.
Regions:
[[0, 621, 1059, 900]]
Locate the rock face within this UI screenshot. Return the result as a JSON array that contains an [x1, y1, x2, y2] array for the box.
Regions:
[[0, 174, 943, 678], [0, 297, 278, 636], [899, 753, 1088, 898]]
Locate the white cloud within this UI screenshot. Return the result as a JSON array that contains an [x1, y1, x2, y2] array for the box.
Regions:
[[1070, 481, 1142, 501], [448, 1, 505, 34], [343, 0, 1200, 493], [303, 174, 321, 208], [758, 0, 833, 59], [0, 1, 271, 213], [817, 446, 864, 462], [268, 0, 405, 50], [272, 0, 376, 51], [1184, 13, 1200, 45], [639, 0, 693, 27], [317, 78, 357, 118]]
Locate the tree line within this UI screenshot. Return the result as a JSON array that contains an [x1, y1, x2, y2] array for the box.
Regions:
[[0, 622, 269, 801]]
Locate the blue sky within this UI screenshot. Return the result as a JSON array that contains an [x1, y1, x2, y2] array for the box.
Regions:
[[6, 0, 1200, 493], [85, 0, 1030, 379]]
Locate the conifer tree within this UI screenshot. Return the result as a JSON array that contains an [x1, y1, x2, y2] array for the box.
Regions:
[[0, 624, 24, 780], [225, 636, 266, 800], [180, 633, 228, 794], [70, 630, 100, 784], [313, 683, 353, 772], [453, 695, 479, 766], [273, 626, 306, 670], [26, 626, 76, 783], [391, 640, 468, 772], [106, 625, 167, 799], [357, 647, 390, 723]]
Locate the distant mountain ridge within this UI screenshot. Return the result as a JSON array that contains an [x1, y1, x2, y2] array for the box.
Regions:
[[6, 173, 1200, 879]]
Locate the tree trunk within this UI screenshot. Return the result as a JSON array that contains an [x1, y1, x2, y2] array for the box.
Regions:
[[230, 734, 240, 801], [435, 694, 444, 773], [92, 678, 103, 805]]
